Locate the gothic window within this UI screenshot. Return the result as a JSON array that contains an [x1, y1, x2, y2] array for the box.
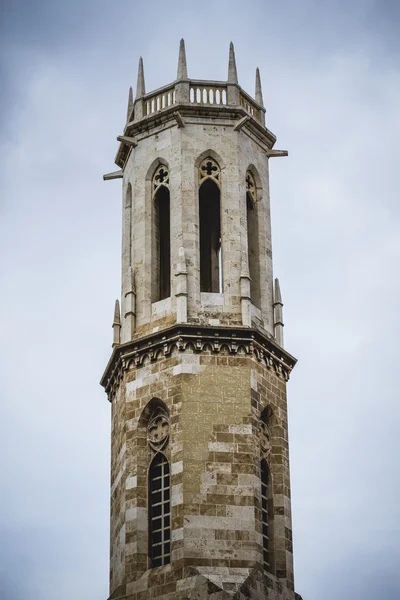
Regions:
[[199, 157, 222, 293], [261, 459, 271, 572], [260, 405, 274, 574], [152, 165, 170, 302], [147, 408, 171, 568], [246, 170, 261, 309], [125, 183, 133, 267]]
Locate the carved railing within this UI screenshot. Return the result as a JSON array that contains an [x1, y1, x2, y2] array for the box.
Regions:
[[141, 81, 261, 123], [240, 91, 260, 121], [189, 81, 227, 106], [144, 84, 176, 116]]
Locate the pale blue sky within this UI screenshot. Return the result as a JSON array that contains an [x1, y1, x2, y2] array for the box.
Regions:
[[0, 2, 399, 599]]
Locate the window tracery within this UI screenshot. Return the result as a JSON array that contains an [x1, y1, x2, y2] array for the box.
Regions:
[[152, 165, 170, 195], [246, 170, 257, 206], [199, 157, 220, 187]]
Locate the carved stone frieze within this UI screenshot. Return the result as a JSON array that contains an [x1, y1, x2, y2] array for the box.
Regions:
[[101, 324, 297, 402]]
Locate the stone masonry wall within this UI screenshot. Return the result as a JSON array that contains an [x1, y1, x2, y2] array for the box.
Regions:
[[108, 345, 296, 599], [120, 120, 274, 342]]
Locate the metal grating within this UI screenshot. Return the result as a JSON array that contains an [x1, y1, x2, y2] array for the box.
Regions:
[[149, 453, 171, 567], [261, 459, 270, 571]]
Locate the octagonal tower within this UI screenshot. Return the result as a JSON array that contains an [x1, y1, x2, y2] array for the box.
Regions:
[[101, 40, 302, 600]]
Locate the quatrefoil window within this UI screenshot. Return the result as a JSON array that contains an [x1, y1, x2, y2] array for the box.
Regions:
[[246, 171, 257, 206], [260, 421, 271, 456], [260, 405, 273, 458], [148, 412, 170, 450], [199, 157, 220, 187], [153, 165, 170, 195]]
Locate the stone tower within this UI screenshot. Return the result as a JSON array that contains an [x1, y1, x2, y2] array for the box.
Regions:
[[101, 40, 302, 600]]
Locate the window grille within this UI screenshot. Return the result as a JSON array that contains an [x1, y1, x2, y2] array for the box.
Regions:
[[261, 459, 270, 572], [149, 453, 171, 567]]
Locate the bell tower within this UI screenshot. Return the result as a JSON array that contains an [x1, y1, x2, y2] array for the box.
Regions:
[[101, 40, 303, 600]]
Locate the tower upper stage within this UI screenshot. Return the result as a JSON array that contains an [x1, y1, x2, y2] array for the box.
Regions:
[[114, 41, 283, 170], [102, 40, 293, 399]]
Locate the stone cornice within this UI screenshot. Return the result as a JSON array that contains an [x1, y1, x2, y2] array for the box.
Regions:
[[100, 324, 297, 402], [115, 103, 277, 169]]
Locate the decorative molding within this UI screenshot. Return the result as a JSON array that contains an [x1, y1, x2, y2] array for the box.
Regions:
[[115, 103, 277, 169], [101, 324, 297, 402]]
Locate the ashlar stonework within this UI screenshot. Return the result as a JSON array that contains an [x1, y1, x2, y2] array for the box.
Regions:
[[101, 39, 303, 600]]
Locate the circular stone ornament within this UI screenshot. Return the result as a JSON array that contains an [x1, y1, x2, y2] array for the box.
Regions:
[[148, 413, 170, 449]]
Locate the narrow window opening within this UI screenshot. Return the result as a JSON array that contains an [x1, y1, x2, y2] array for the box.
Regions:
[[149, 453, 171, 567], [246, 171, 261, 308], [199, 179, 221, 292], [125, 184, 133, 267], [152, 166, 170, 302], [261, 459, 270, 573], [199, 158, 222, 293]]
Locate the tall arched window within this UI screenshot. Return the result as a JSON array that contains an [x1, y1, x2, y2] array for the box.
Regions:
[[260, 405, 274, 574], [125, 183, 133, 267], [152, 165, 170, 301], [246, 170, 261, 308], [149, 453, 171, 567], [147, 408, 171, 567], [261, 459, 271, 572], [199, 157, 222, 293]]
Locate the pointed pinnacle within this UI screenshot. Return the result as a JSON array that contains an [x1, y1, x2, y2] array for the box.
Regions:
[[255, 68, 264, 107], [126, 86, 133, 121], [135, 56, 145, 99], [113, 299, 121, 325], [274, 278, 282, 304], [177, 38, 188, 79], [228, 42, 238, 84]]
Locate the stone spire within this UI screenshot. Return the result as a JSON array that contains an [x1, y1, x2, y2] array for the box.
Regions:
[[177, 38, 188, 79], [126, 86, 133, 122], [112, 299, 121, 347], [255, 67, 264, 107], [228, 41, 238, 84], [273, 278, 284, 347], [135, 56, 145, 99]]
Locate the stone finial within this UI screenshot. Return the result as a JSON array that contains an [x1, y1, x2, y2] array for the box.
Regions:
[[135, 56, 145, 99], [255, 67, 264, 107], [274, 278, 284, 347], [228, 42, 238, 84], [112, 299, 121, 347], [123, 267, 136, 342], [126, 86, 134, 122], [274, 278, 282, 304], [177, 38, 188, 79]]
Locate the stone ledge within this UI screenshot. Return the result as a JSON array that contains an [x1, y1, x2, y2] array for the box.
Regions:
[[101, 324, 297, 402]]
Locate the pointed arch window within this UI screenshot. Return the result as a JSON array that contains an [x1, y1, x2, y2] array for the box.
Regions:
[[199, 157, 222, 293], [124, 183, 133, 268], [147, 408, 171, 568], [246, 170, 261, 308], [152, 165, 170, 301], [149, 453, 171, 567], [260, 405, 274, 574], [261, 459, 271, 572]]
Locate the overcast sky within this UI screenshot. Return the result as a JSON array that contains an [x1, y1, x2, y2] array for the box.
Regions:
[[0, 1, 399, 599]]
